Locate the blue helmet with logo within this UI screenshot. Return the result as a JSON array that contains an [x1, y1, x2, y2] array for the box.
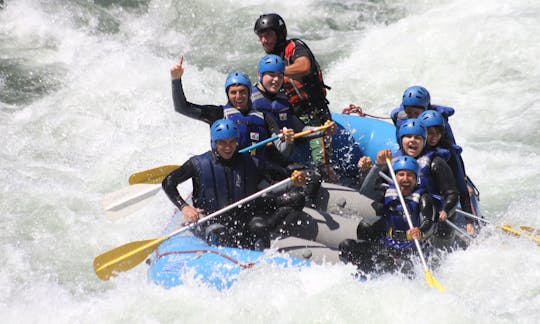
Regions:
[[210, 119, 239, 150], [418, 110, 445, 128], [224, 71, 252, 95], [392, 155, 419, 179], [258, 54, 285, 82], [398, 118, 427, 146], [402, 85, 430, 109]]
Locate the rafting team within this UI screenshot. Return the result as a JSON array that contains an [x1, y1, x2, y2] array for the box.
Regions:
[[162, 13, 478, 276]]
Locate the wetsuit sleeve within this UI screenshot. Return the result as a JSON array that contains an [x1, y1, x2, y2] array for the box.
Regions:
[[359, 164, 388, 202], [162, 159, 197, 210], [431, 156, 459, 214], [264, 113, 293, 157], [418, 193, 436, 239], [447, 149, 474, 219], [171, 78, 224, 125]]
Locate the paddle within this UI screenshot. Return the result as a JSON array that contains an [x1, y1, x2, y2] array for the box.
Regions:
[[129, 165, 180, 185], [456, 210, 540, 244], [444, 219, 474, 243], [102, 183, 163, 221], [94, 176, 295, 280], [386, 158, 444, 291], [239, 133, 282, 153], [266, 123, 333, 147]]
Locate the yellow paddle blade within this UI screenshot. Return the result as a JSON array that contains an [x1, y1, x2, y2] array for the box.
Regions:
[[519, 225, 540, 236], [500, 224, 540, 244], [425, 269, 445, 292], [93, 236, 167, 280], [128, 165, 180, 185]]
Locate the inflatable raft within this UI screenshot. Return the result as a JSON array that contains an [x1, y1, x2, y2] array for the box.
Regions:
[[147, 113, 478, 289], [148, 113, 395, 289]]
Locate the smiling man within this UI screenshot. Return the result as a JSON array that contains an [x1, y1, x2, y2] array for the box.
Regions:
[[162, 119, 306, 250], [254, 13, 337, 183]]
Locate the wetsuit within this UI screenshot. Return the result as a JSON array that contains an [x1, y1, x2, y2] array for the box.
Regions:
[[162, 150, 290, 249]]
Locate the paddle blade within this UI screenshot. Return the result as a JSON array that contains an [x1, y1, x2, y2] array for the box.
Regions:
[[425, 270, 445, 292], [93, 237, 167, 280], [500, 224, 540, 244], [129, 165, 180, 185], [102, 184, 161, 215]]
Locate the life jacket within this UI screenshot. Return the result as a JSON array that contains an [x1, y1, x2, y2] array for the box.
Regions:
[[191, 151, 258, 214], [282, 39, 330, 108], [447, 144, 468, 193], [223, 105, 268, 159], [382, 185, 425, 249], [251, 85, 293, 129], [416, 148, 450, 195]]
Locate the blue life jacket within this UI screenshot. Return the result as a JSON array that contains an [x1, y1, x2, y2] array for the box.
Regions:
[[223, 105, 268, 159], [416, 148, 450, 194], [251, 86, 293, 129], [447, 144, 468, 193], [191, 151, 258, 214], [382, 185, 425, 249]]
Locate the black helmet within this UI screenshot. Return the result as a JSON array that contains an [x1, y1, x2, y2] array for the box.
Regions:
[[254, 13, 287, 41]]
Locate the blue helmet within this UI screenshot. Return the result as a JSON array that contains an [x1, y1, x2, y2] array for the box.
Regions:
[[402, 85, 430, 109], [224, 71, 251, 95], [398, 118, 427, 146], [392, 155, 419, 179], [418, 110, 445, 128], [258, 54, 285, 82], [210, 119, 239, 150]]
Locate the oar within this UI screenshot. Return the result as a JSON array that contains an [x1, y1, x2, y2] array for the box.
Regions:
[[456, 210, 540, 244], [386, 158, 444, 291], [129, 165, 180, 185], [238, 133, 282, 153], [102, 183, 162, 221], [444, 219, 474, 243], [94, 176, 294, 280], [266, 123, 333, 147]]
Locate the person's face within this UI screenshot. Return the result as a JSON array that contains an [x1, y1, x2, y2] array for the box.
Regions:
[[260, 72, 284, 94], [227, 85, 250, 111], [404, 106, 425, 119], [215, 137, 238, 160], [401, 134, 424, 158], [258, 29, 278, 53], [427, 126, 443, 147], [396, 169, 417, 196]]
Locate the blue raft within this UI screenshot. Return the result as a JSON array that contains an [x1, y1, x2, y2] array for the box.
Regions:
[[147, 114, 400, 289]]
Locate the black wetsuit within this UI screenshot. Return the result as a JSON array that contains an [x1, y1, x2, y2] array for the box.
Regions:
[[163, 150, 304, 249]]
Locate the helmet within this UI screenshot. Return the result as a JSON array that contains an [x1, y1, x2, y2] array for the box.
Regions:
[[254, 13, 287, 41], [392, 156, 419, 179], [257, 54, 285, 82], [398, 118, 427, 145], [402, 85, 430, 109], [210, 119, 239, 150], [418, 110, 445, 128], [224, 71, 251, 95]]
